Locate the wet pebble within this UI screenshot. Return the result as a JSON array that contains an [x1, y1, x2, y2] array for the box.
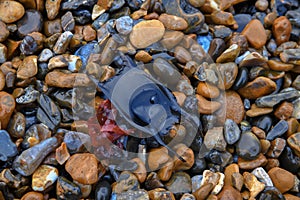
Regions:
[[266, 120, 288, 141], [241, 19, 267, 49], [243, 172, 265, 199], [7, 112, 26, 138], [158, 13, 188, 31], [56, 176, 82, 199], [287, 132, 300, 157], [273, 16, 292, 45], [225, 91, 245, 124], [17, 10, 43, 38], [32, 165, 58, 191], [45, 71, 92, 88], [224, 119, 240, 145], [166, 172, 192, 198], [0, 130, 17, 162], [268, 167, 295, 193], [0, 1, 25, 23], [236, 132, 261, 160]]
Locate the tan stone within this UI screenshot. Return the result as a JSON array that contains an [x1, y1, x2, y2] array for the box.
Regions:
[[45, 71, 92, 88], [287, 132, 300, 157], [196, 94, 221, 114], [135, 50, 152, 63], [196, 82, 220, 99], [148, 147, 170, 171], [158, 13, 188, 31], [242, 19, 267, 49], [0, 91, 15, 129], [21, 191, 44, 200], [224, 163, 239, 186], [65, 153, 99, 185], [173, 143, 194, 171], [268, 60, 294, 71], [273, 16, 292, 45], [246, 104, 273, 117], [131, 158, 147, 183], [45, 0, 62, 20], [160, 31, 184, 50], [217, 185, 242, 200], [243, 172, 265, 199], [83, 25, 96, 42], [284, 194, 300, 200], [32, 165, 58, 191], [17, 56, 38, 79], [268, 167, 295, 193], [274, 101, 293, 120], [130, 20, 165, 49], [0, 21, 9, 43], [238, 153, 268, 170], [174, 46, 192, 64], [55, 142, 70, 165], [0, 1, 25, 23]]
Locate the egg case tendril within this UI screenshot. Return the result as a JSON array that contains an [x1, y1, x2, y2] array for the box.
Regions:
[[89, 52, 203, 162]]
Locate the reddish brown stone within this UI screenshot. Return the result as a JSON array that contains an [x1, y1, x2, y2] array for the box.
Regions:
[[196, 82, 220, 99], [242, 19, 267, 49], [158, 13, 188, 31], [268, 167, 295, 193], [134, 50, 152, 63], [83, 25, 96, 42], [0, 1, 25, 23], [273, 16, 292, 45], [0, 91, 15, 129], [21, 191, 43, 200], [225, 91, 245, 124], [238, 153, 267, 170], [55, 142, 70, 165], [217, 185, 242, 200], [274, 101, 293, 120], [196, 94, 221, 114], [0, 21, 9, 43]]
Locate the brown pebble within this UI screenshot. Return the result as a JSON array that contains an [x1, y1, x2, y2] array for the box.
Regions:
[[173, 143, 194, 171], [255, 0, 269, 11], [55, 142, 70, 165], [148, 147, 170, 171], [252, 126, 266, 139], [196, 82, 219, 99], [274, 101, 293, 120], [45, 71, 92, 88], [243, 172, 265, 199], [268, 167, 295, 193], [135, 50, 152, 63], [17, 56, 38, 79], [287, 118, 299, 137], [211, 11, 236, 26], [273, 16, 292, 45], [174, 46, 192, 64], [217, 185, 242, 200], [238, 77, 276, 99], [0, 21, 9, 43], [241, 19, 267, 49], [246, 104, 273, 117], [0, 43, 7, 64], [65, 153, 99, 185], [45, 0, 62, 20], [287, 132, 300, 157], [131, 158, 147, 183], [265, 158, 280, 171], [157, 159, 174, 182], [264, 12, 277, 28], [83, 25, 96, 42], [231, 172, 244, 192], [0, 1, 25, 23], [238, 153, 268, 170], [0, 91, 15, 129], [225, 91, 245, 124], [144, 12, 159, 20], [148, 188, 175, 200], [129, 20, 165, 49], [267, 60, 294, 71], [158, 13, 188, 31], [193, 183, 214, 200], [21, 191, 43, 200], [266, 138, 286, 158], [284, 194, 300, 200], [260, 139, 271, 154], [196, 94, 221, 114], [160, 31, 184, 50], [224, 163, 239, 186]]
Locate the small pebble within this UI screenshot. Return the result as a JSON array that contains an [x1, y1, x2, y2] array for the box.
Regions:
[[32, 165, 58, 191]]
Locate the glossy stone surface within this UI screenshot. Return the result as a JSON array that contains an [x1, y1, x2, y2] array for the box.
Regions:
[[236, 132, 261, 160]]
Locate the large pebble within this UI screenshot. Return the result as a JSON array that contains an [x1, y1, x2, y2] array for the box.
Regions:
[[241, 19, 267, 49], [32, 165, 58, 191], [56, 176, 82, 199], [53, 31, 73, 54], [238, 77, 277, 99], [273, 16, 292, 45], [113, 171, 139, 193], [236, 132, 261, 160], [224, 119, 240, 145], [65, 153, 99, 185], [243, 172, 265, 199], [287, 132, 300, 157], [13, 137, 58, 176], [268, 167, 295, 193], [21, 191, 44, 200], [0, 91, 15, 129], [17, 55, 38, 79], [217, 186, 242, 200], [17, 10, 43, 37], [0, 1, 25, 23], [116, 16, 133, 35], [129, 20, 165, 48], [0, 130, 17, 162], [45, 0, 62, 20], [158, 13, 188, 31], [238, 153, 267, 170], [266, 120, 288, 141], [166, 172, 192, 197], [225, 91, 244, 124], [7, 112, 26, 138], [0, 21, 9, 42], [45, 71, 91, 88], [204, 127, 226, 151]]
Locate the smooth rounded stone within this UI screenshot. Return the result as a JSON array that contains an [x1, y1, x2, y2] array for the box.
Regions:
[[284, 194, 300, 200], [13, 137, 58, 176], [267, 60, 294, 71], [238, 153, 267, 170], [43, 19, 62, 37], [236, 132, 261, 160], [145, 172, 164, 191], [252, 167, 273, 187], [21, 191, 44, 200], [115, 16, 133, 35], [55, 142, 70, 165], [166, 172, 192, 197], [238, 77, 276, 99], [196, 94, 221, 114], [65, 153, 98, 185], [273, 16, 292, 45], [38, 48, 53, 63], [246, 104, 273, 117], [113, 171, 139, 194], [225, 91, 244, 124], [0, 1, 25, 23], [153, 57, 181, 86], [174, 46, 192, 64], [45, 0, 61, 20], [274, 101, 294, 120], [116, 189, 149, 200], [130, 158, 146, 183], [82, 25, 96, 42], [134, 50, 152, 63], [211, 11, 236, 26], [17, 55, 38, 79], [0, 43, 7, 64], [60, 12, 74, 32], [196, 82, 219, 99], [287, 132, 300, 157], [180, 193, 196, 200], [293, 98, 300, 119], [32, 165, 58, 191], [256, 89, 300, 108], [204, 127, 226, 151], [208, 38, 226, 61], [191, 175, 203, 193], [0, 21, 9, 43], [243, 172, 265, 199], [280, 49, 300, 65], [266, 120, 288, 141], [100, 37, 118, 65], [173, 144, 194, 171], [53, 31, 73, 54], [95, 180, 111, 200], [17, 10, 43, 38], [148, 147, 169, 171], [241, 19, 267, 49], [148, 188, 175, 200], [45, 71, 91, 88], [255, 0, 269, 11], [56, 176, 82, 199], [160, 31, 184, 50], [0, 130, 17, 162], [268, 167, 295, 193], [193, 183, 214, 200], [216, 44, 240, 63], [213, 25, 232, 39], [224, 119, 240, 145], [129, 20, 165, 49], [7, 112, 25, 138], [0, 91, 15, 129], [217, 185, 242, 200], [20, 36, 38, 56], [287, 118, 299, 137], [73, 180, 92, 198], [63, 130, 90, 154], [158, 13, 188, 31]]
